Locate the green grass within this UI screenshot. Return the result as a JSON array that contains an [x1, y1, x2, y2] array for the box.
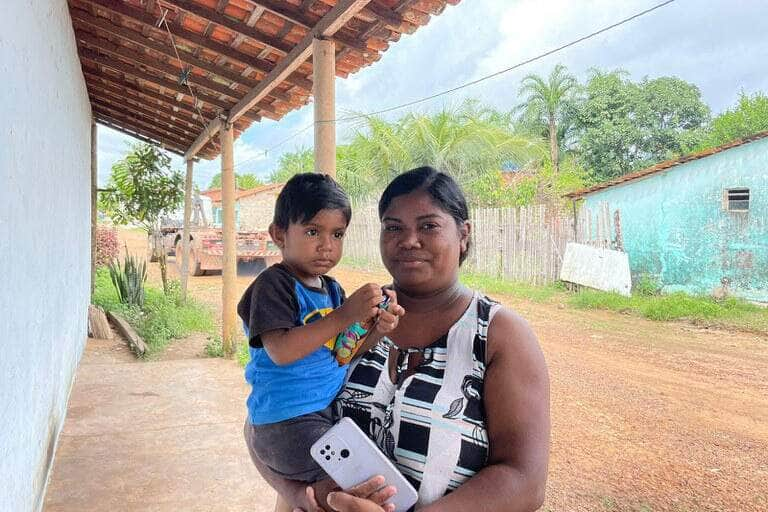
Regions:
[[339, 255, 384, 272], [337, 259, 768, 334], [93, 267, 216, 357], [236, 340, 251, 367], [569, 288, 768, 333], [460, 272, 565, 303], [205, 334, 250, 366]]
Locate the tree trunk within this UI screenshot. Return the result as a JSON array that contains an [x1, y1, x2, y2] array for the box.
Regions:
[[549, 115, 559, 174], [159, 251, 169, 296]]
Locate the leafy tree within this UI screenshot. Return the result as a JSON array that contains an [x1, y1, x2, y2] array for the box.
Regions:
[[518, 64, 577, 173], [695, 91, 768, 150], [634, 76, 710, 158], [572, 69, 710, 180], [270, 147, 314, 183], [207, 172, 263, 190], [100, 143, 184, 294]]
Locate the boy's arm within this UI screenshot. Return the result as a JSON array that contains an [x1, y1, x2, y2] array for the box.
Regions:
[[262, 283, 383, 366], [261, 308, 352, 366]]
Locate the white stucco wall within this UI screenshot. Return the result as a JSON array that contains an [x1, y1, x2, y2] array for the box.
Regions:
[[0, 2, 92, 510]]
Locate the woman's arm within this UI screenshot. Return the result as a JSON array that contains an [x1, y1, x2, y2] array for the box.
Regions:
[[420, 307, 550, 512]]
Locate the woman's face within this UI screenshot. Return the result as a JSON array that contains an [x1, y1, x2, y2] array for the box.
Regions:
[[380, 190, 469, 294]]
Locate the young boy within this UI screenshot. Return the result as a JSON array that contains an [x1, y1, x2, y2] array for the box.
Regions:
[[238, 173, 400, 493]]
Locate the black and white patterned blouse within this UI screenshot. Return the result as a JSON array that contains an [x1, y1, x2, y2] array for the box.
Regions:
[[336, 293, 501, 509]]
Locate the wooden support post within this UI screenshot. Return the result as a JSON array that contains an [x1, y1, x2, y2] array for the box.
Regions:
[[180, 159, 194, 303], [221, 122, 236, 357], [91, 120, 98, 296], [313, 37, 336, 177]]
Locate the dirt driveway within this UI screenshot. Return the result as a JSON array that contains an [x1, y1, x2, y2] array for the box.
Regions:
[[122, 229, 768, 511]]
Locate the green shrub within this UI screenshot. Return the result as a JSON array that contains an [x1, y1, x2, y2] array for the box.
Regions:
[[204, 336, 225, 358], [633, 274, 661, 296]]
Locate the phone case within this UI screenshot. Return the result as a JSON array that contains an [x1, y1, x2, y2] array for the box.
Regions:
[[333, 295, 393, 365], [310, 417, 418, 512]]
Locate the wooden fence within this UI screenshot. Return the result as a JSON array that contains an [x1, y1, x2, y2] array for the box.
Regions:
[[343, 202, 617, 284]]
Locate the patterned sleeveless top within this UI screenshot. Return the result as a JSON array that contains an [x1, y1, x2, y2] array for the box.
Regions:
[[336, 293, 501, 509]]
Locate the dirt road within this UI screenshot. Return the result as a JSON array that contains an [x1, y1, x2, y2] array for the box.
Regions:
[[122, 229, 768, 511]]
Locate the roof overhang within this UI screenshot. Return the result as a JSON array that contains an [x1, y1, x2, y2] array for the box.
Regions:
[[70, 0, 461, 160]]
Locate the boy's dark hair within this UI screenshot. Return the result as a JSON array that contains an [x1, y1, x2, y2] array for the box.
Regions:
[[378, 166, 471, 264], [273, 173, 352, 229]]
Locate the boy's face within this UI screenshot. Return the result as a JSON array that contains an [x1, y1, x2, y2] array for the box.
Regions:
[[270, 208, 348, 283]]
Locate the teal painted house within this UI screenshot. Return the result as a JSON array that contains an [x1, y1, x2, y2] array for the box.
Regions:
[[567, 132, 768, 302]]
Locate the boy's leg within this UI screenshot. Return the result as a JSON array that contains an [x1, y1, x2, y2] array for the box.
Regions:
[[274, 495, 292, 512]]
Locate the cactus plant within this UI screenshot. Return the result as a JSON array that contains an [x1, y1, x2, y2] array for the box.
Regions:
[[108, 247, 147, 307]]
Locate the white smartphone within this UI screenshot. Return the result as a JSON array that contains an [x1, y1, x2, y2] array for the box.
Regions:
[[310, 417, 418, 512]]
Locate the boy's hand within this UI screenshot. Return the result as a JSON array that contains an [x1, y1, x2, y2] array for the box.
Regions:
[[372, 289, 405, 335], [339, 283, 383, 325]]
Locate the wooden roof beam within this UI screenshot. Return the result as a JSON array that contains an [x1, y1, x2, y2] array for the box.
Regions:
[[185, 116, 225, 162], [83, 68, 219, 120], [83, 0, 313, 91], [92, 100, 198, 141], [313, 0, 404, 29], [77, 29, 284, 117], [79, 47, 232, 111], [243, 0, 370, 52], [71, 8, 293, 104], [83, 67, 253, 127], [89, 90, 203, 132], [76, 31, 244, 101], [185, 0, 372, 161], [85, 77, 207, 126], [160, 0, 293, 55], [95, 117, 188, 157], [93, 110, 193, 149], [229, 0, 371, 123], [92, 111, 202, 156]]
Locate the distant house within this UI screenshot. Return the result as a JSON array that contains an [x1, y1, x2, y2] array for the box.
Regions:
[[201, 183, 283, 232], [566, 132, 768, 302]]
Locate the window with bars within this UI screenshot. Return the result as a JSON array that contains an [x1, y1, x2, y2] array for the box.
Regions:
[[726, 188, 750, 212]]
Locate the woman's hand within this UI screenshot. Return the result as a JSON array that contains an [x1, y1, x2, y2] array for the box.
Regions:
[[327, 491, 393, 512], [293, 476, 397, 512], [372, 289, 405, 335]]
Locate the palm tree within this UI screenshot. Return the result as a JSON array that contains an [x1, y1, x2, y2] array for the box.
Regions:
[[339, 101, 544, 203], [269, 147, 314, 183], [518, 64, 577, 173]]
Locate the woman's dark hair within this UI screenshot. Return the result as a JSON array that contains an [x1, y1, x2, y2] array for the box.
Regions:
[[273, 173, 352, 229], [378, 166, 471, 264]]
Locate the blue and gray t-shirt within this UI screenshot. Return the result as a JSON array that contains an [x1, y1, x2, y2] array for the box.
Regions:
[[237, 263, 347, 425]]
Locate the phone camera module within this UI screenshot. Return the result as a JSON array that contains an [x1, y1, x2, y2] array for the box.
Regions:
[[340, 449, 350, 459]]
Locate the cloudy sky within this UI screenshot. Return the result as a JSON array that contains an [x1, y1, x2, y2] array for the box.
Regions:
[[96, 0, 768, 189]]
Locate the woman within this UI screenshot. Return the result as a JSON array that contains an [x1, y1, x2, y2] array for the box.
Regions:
[[259, 166, 550, 512]]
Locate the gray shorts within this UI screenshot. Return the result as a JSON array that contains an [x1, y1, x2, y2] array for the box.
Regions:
[[243, 405, 336, 483]]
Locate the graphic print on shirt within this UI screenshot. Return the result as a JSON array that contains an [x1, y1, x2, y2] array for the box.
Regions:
[[302, 307, 337, 350]]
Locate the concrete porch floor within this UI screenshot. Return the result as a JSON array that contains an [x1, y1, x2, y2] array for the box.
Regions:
[[43, 337, 277, 511]]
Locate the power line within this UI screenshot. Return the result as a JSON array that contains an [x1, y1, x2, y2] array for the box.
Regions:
[[158, 6, 221, 155], [233, 0, 676, 171]]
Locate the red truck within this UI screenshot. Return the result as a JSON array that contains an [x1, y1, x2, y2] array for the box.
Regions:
[[150, 193, 280, 275]]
